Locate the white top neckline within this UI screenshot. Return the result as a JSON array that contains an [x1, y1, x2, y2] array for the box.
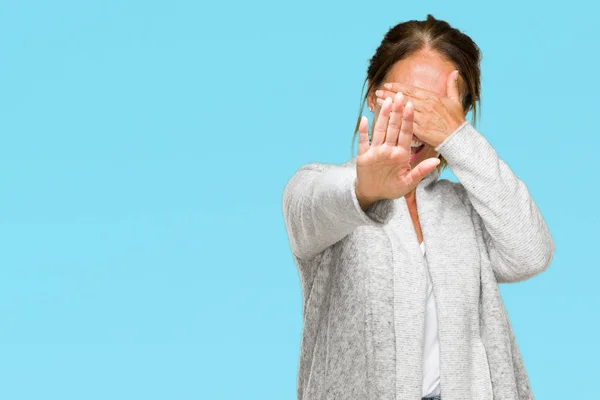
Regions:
[[420, 240, 441, 397]]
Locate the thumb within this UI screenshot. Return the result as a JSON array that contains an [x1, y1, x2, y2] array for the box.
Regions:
[[408, 157, 440, 183], [447, 70, 460, 103]]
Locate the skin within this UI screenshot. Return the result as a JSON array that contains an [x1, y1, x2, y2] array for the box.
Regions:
[[362, 48, 469, 243]]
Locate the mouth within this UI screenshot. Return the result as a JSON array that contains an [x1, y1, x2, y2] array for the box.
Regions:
[[410, 138, 425, 161]]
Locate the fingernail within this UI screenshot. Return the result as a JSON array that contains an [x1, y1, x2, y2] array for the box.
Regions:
[[384, 83, 392, 89], [376, 98, 383, 105], [375, 90, 383, 97]]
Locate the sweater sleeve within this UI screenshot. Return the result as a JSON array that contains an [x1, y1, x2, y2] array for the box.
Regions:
[[435, 121, 555, 283], [282, 161, 397, 261]]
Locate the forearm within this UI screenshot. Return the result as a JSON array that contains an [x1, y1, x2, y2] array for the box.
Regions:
[[436, 121, 555, 282], [282, 162, 396, 260]]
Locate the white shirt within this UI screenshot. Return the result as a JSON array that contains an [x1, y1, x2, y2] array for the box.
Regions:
[[420, 240, 441, 397]]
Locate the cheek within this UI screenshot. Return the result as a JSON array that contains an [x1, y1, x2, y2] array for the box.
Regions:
[[419, 145, 439, 160], [423, 144, 437, 155]]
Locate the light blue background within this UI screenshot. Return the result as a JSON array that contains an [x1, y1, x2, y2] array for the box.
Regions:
[[1, 0, 597, 398]]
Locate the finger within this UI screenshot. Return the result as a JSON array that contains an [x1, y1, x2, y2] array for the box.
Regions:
[[411, 122, 426, 144], [408, 157, 441, 182], [385, 92, 405, 146], [446, 70, 461, 103], [382, 82, 431, 99], [375, 89, 398, 100], [375, 89, 399, 100], [372, 96, 393, 146], [377, 94, 428, 112], [411, 114, 430, 143], [358, 116, 370, 156], [397, 100, 414, 152]]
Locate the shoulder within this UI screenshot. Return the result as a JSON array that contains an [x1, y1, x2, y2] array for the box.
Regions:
[[432, 178, 463, 194], [431, 179, 472, 209], [440, 181, 478, 221], [447, 181, 469, 203], [293, 157, 356, 174]]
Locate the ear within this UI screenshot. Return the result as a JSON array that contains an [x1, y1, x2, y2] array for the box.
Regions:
[[367, 91, 376, 112]]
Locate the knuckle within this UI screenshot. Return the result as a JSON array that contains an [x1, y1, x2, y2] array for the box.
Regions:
[[374, 124, 386, 134], [387, 120, 400, 131]]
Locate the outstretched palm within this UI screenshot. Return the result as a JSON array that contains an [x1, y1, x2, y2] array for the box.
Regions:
[[356, 92, 440, 202]]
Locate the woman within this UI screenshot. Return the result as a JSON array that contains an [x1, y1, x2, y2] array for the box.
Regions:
[[282, 14, 554, 400]]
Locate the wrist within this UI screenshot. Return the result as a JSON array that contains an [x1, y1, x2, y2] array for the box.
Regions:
[[435, 120, 469, 150], [355, 183, 380, 212]]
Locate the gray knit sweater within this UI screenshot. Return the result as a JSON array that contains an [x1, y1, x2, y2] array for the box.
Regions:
[[282, 121, 555, 400]]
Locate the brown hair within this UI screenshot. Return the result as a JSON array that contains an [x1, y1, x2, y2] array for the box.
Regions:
[[351, 14, 482, 173]]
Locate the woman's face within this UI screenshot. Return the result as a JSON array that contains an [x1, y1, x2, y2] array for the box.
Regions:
[[367, 49, 465, 169]]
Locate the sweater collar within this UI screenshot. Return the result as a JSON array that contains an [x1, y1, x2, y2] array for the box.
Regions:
[[420, 164, 441, 188]]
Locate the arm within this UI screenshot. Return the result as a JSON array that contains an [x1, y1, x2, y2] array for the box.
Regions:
[[436, 121, 555, 283], [282, 161, 397, 260]]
